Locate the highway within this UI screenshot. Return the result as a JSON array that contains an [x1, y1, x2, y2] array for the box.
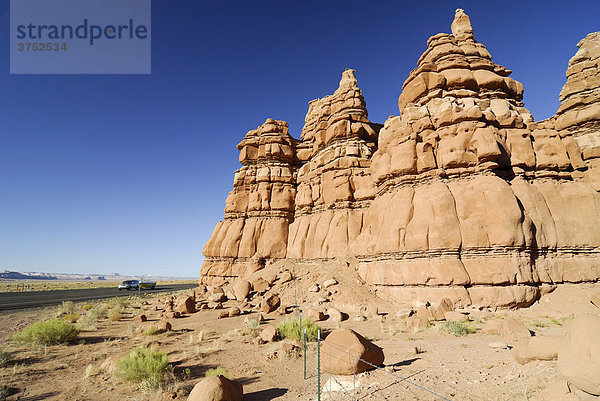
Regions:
[[0, 283, 198, 311]]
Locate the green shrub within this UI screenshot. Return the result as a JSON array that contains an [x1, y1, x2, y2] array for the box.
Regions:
[[0, 347, 11, 368], [145, 326, 159, 336], [116, 347, 171, 389], [13, 319, 79, 345], [277, 318, 321, 341], [442, 321, 475, 337], [205, 367, 229, 379], [63, 313, 80, 323], [82, 304, 93, 311]]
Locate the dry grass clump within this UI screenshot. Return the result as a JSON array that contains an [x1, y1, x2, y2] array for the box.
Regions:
[[108, 309, 122, 322], [116, 347, 171, 389], [0, 348, 11, 368], [0, 384, 8, 400], [442, 321, 476, 337], [205, 367, 229, 379], [277, 318, 320, 341], [56, 301, 76, 316], [13, 319, 79, 345], [63, 313, 80, 323]]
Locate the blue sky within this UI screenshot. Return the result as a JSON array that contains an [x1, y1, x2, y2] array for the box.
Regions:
[[1, 1, 598, 277]]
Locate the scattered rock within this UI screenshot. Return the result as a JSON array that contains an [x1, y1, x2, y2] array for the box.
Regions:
[[322, 279, 338, 288], [187, 375, 243, 401], [279, 270, 293, 283], [207, 302, 223, 310], [481, 320, 503, 335], [175, 295, 195, 314], [327, 307, 344, 322], [432, 298, 454, 320], [259, 325, 277, 343], [277, 305, 289, 315], [228, 307, 241, 317], [445, 311, 468, 323], [512, 336, 560, 364], [217, 311, 228, 319], [158, 320, 172, 332], [308, 284, 320, 293], [306, 308, 325, 321], [354, 315, 367, 322], [232, 279, 252, 301], [208, 293, 225, 303], [558, 314, 600, 396], [251, 277, 269, 293], [134, 314, 147, 323], [321, 328, 385, 375], [244, 314, 263, 327], [488, 342, 509, 350], [415, 306, 433, 322], [406, 315, 429, 329], [502, 318, 531, 344], [260, 294, 281, 314]]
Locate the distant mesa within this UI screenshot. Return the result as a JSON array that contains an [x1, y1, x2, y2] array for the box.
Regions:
[[200, 10, 600, 309], [0, 271, 58, 280]]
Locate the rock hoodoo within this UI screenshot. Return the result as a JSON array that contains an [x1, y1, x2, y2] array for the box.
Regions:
[[201, 9, 600, 309]]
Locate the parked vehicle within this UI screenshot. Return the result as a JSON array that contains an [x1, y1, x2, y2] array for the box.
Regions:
[[118, 280, 156, 291]]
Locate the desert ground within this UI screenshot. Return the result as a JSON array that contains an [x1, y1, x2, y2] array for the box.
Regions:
[[0, 264, 599, 401]]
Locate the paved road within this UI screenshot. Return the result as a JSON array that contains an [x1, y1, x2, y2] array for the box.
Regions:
[[0, 284, 198, 311]]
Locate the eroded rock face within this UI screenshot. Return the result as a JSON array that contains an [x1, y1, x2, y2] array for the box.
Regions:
[[201, 119, 299, 285], [287, 69, 382, 259], [201, 9, 600, 309], [354, 9, 600, 308]]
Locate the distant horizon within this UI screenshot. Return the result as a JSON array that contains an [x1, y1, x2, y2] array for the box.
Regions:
[[2, 1, 599, 278], [0, 268, 196, 279]]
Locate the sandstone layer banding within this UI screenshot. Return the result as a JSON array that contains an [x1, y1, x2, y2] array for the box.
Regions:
[[201, 10, 600, 308]]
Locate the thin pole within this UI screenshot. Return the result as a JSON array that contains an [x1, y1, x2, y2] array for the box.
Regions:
[[317, 329, 321, 401], [303, 327, 307, 380]]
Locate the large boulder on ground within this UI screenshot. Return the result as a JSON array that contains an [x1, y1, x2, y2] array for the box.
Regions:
[[558, 314, 600, 396], [445, 311, 468, 323], [260, 294, 280, 314], [187, 375, 243, 401], [321, 328, 385, 375], [481, 319, 503, 335], [432, 298, 454, 320], [512, 336, 561, 364], [502, 318, 531, 344], [259, 325, 277, 342], [175, 295, 195, 314], [306, 308, 325, 321], [232, 279, 252, 301], [251, 277, 269, 293]]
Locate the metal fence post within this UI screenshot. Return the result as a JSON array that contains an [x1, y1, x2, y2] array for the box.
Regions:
[[303, 327, 307, 380], [317, 329, 321, 401]]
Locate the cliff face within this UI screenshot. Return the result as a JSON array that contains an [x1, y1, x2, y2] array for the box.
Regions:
[[200, 10, 600, 308]]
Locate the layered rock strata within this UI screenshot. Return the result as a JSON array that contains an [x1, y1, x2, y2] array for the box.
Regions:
[[201, 9, 600, 308], [354, 9, 600, 308], [287, 69, 382, 259], [201, 119, 299, 284]]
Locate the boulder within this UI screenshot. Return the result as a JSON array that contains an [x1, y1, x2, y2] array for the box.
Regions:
[[321, 329, 385, 375], [158, 320, 172, 332], [512, 336, 560, 364], [502, 318, 531, 344], [228, 307, 241, 317], [208, 293, 225, 303], [406, 315, 429, 329], [134, 314, 147, 323], [279, 270, 293, 283], [217, 311, 228, 319], [259, 325, 277, 342], [445, 311, 468, 323], [431, 298, 454, 320], [175, 296, 195, 314], [327, 307, 344, 322], [187, 375, 243, 401], [481, 319, 503, 335], [558, 314, 600, 396], [232, 279, 252, 301], [260, 294, 280, 314], [251, 277, 269, 293], [305, 308, 325, 321], [323, 278, 338, 288]]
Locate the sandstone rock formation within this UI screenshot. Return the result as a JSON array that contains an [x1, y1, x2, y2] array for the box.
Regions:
[[201, 9, 600, 309]]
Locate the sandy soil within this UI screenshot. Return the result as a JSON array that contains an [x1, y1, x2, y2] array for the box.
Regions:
[[0, 269, 599, 401]]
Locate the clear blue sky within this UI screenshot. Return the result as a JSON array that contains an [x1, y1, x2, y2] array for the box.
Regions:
[[1, 1, 598, 277]]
